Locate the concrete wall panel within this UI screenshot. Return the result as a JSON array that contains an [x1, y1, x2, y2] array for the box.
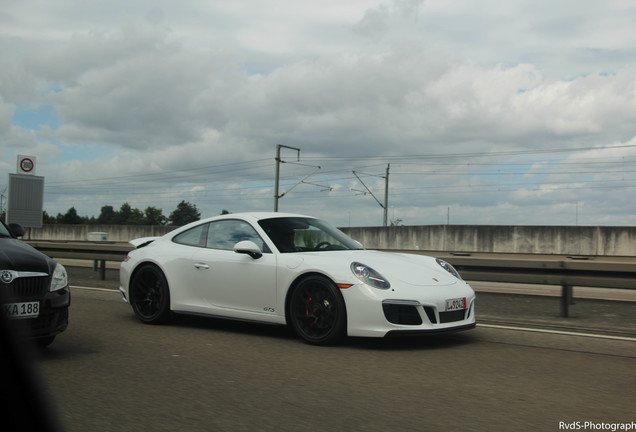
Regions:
[[22, 224, 636, 256]]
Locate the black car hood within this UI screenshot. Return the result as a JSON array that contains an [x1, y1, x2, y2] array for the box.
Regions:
[[0, 237, 53, 273]]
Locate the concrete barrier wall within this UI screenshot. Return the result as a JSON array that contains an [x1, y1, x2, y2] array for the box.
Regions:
[[24, 225, 176, 242], [23, 224, 636, 256], [341, 225, 636, 256]]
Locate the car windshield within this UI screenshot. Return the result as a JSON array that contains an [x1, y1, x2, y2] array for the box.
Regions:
[[258, 217, 363, 253]]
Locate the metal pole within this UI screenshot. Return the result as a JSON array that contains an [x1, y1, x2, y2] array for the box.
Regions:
[[274, 145, 301, 212], [274, 145, 281, 212], [383, 164, 390, 226], [561, 285, 573, 317]]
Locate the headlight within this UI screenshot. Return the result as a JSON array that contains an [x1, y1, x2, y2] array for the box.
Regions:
[[436, 258, 462, 280], [351, 262, 390, 289], [50, 263, 68, 291]]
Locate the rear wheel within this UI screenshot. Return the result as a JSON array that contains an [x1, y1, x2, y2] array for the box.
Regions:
[[288, 275, 346, 345], [129, 264, 171, 324]]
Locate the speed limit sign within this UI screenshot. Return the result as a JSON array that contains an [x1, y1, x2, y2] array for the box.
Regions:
[[17, 155, 36, 175]]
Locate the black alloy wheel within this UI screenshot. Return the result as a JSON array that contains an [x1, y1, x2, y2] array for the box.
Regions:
[[289, 275, 346, 345], [129, 264, 171, 324]]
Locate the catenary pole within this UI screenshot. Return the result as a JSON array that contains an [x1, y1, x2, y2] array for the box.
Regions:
[[274, 144, 300, 212], [384, 164, 390, 226]]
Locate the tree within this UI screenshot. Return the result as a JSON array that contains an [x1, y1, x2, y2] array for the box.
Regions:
[[144, 207, 167, 225], [169, 200, 201, 226], [61, 207, 82, 224], [98, 206, 117, 224], [117, 203, 133, 225], [43, 211, 56, 224], [126, 208, 145, 225], [390, 218, 404, 227]]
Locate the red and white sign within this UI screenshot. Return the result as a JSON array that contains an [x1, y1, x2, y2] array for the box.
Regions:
[[17, 155, 36, 175]]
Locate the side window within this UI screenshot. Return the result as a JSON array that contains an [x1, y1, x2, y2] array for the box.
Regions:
[[206, 220, 266, 251], [173, 223, 208, 247]]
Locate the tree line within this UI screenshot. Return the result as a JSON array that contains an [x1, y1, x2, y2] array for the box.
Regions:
[[42, 200, 203, 226]]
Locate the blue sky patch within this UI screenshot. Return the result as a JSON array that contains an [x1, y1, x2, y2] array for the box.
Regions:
[[12, 104, 61, 131]]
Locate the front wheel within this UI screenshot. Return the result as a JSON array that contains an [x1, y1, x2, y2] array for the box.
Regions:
[[129, 264, 171, 324], [288, 275, 346, 345]]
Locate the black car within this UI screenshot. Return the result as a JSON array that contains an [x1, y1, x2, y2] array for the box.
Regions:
[[0, 220, 70, 347]]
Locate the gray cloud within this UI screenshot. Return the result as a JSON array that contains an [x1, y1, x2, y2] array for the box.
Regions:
[[1, 1, 636, 226]]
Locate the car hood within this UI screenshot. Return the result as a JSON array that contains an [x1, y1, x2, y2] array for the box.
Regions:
[[289, 249, 461, 287], [0, 237, 52, 273]]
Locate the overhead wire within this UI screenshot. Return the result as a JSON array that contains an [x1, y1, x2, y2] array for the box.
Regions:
[[35, 144, 636, 214]]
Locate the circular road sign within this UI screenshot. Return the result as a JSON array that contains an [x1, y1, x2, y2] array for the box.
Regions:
[[19, 157, 35, 173]]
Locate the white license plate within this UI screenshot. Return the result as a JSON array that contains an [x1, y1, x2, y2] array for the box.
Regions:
[[3, 301, 40, 319], [445, 297, 467, 311]]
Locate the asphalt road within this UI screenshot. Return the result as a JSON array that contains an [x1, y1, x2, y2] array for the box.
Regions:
[[18, 267, 636, 431]]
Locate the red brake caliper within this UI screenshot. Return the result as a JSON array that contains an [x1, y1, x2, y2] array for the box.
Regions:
[[306, 296, 313, 326]]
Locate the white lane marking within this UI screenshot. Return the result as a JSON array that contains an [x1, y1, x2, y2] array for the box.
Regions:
[[478, 323, 636, 342]]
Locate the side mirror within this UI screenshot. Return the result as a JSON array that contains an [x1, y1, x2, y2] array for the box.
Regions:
[[8, 223, 25, 238], [233, 240, 263, 259]]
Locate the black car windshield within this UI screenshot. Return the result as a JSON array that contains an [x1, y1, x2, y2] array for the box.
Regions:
[[258, 217, 363, 253]]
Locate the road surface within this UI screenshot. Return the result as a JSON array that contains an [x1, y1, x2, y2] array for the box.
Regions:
[[26, 281, 636, 432]]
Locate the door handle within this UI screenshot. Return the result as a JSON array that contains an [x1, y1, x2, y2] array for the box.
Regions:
[[194, 263, 210, 270]]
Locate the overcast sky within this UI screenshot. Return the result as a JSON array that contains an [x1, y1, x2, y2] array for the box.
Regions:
[[2, 0, 636, 227]]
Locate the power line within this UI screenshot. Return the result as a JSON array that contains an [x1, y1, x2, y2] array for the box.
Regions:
[[300, 143, 636, 162]]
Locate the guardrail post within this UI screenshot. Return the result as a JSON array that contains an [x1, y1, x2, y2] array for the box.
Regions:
[[561, 285, 573, 317], [99, 260, 106, 281]]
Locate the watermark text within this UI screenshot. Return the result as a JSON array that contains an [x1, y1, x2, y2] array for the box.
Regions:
[[559, 422, 636, 431]]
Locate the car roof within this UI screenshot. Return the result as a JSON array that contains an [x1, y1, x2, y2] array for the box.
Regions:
[[202, 212, 315, 223]]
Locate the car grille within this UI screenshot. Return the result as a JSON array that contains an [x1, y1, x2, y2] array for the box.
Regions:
[[383, 302, 472, 325], [0, 276, 49, 301], [382, 304, 423, 325], [439, 309, 467, 323]]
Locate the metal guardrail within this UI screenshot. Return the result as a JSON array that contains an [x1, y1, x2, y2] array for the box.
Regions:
[[380, 250, 636, 317], [27, 241, 636, 317], [27, 240, 133, 281]]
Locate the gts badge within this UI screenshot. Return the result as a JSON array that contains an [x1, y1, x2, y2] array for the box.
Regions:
[[263, 307, 275, 313]]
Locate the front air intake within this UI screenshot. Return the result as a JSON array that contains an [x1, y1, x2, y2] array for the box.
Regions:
[[382, 303, 423, 325]]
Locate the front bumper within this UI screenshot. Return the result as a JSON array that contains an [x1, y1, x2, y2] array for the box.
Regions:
[[342, 281, 476, 338], [384, 322, 476, 337], [2, 286, 70, 339]]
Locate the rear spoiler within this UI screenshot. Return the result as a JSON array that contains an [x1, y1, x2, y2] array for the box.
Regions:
[[129, 237, 160, 248]]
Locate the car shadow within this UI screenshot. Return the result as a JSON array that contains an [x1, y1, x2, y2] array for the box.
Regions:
[[348, 331, 476, 351], [158, 312, 477, 350], [168, 313, 297, 341]]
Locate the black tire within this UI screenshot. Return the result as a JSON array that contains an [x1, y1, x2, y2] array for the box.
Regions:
[[288, 275, 346, 345], [129, 264, 171, 324]]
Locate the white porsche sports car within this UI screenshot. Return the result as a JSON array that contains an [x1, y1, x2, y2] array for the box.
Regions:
[[119, 212, 475, 345]]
